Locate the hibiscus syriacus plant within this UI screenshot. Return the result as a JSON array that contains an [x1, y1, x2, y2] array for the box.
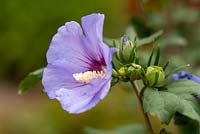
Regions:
[[19, 14, 200, 134]]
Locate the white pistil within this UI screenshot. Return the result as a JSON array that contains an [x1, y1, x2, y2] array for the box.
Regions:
[[73, 69, 106, 83]]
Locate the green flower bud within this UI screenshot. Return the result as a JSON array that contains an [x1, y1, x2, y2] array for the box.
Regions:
[[128, 63, 142, 80], [145, 66, 165, 87], [117, 35, 136, 63], [118, 67, 126, 76]]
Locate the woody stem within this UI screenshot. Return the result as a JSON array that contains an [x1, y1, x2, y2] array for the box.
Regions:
[[130, 81, 154, 134]]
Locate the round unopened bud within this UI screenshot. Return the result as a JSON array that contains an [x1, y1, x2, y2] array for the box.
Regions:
[[128, 64, 142, 80], [145, 66, 165, 87], [117, 35, 136, 63], [118, 67, 126, 76]]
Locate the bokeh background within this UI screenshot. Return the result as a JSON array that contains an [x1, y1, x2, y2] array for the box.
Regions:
[[0, 0, 200, 133]]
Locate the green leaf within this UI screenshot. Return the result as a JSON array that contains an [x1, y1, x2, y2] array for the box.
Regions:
[[18, 68, 43, 94], [160, 33, 187, 47], [143, 88, 177, 124], [85, 124, 146, 134], [143, 80, 200, 125], [138, 30, 163, 47]]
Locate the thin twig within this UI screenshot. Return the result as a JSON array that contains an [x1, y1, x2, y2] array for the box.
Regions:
[[130, 81, 154, 134]]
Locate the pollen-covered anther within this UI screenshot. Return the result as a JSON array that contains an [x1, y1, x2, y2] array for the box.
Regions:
[[73, 69, 106, 83]]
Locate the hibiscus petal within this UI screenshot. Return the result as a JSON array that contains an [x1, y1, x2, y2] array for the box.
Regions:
[[42, 64, 84, 99], [55, 78, 110, 113], [56, 88, 94, 113], [98, 79, 111, 99], [75, 80, 111, 113], [74, 94, 100, 114], [81, 14, 105, 60], [101, 44, 118, 79], [47, 21, 92, 73], [81, 13, 104, 42]]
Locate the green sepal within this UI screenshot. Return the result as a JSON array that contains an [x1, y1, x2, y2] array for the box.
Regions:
[[147, 48, 154, 66], [18, 68, 43, 94], [154, 46, 160, 66], [163, 61, 169, 71]]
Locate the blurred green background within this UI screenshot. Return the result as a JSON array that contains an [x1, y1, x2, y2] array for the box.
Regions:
[[0, 0, 199, 133], [0, 0, 129, 80]]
